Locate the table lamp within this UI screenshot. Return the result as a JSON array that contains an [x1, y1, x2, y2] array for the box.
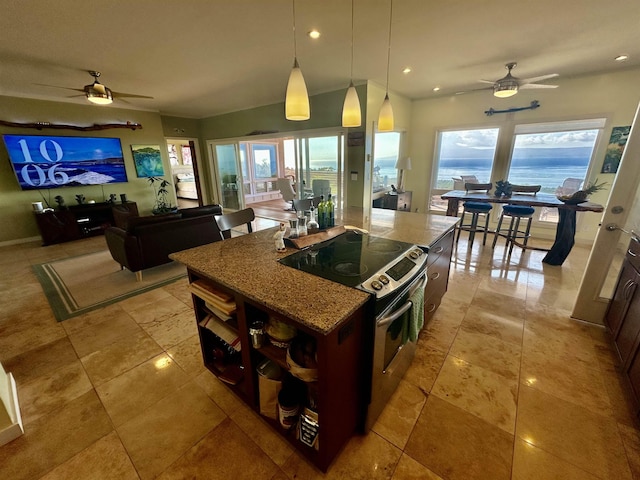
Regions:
[[394, 156, 412, 193]]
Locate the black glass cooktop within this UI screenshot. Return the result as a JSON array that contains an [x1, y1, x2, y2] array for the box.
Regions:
[[278, 231, 418, 288]]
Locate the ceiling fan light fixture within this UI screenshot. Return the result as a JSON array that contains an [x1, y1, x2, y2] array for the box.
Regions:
[[493, 79, 519, 98], [85, 83, 113, 105]]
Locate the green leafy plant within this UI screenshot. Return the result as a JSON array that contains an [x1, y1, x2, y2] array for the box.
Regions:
[[558, 178, 607, 203], [147, 176, 176, 214]]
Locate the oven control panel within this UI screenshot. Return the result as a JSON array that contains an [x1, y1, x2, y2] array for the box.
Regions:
[[361, 247, 427, 298]]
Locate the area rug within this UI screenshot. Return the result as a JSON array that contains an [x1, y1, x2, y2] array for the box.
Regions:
[[33, 250, 187, 321]]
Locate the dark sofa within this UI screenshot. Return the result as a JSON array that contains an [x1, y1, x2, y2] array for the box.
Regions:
[[105, 204, 223, 280]]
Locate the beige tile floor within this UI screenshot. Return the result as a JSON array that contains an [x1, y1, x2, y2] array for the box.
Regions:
[[0, 223, 639, 480]]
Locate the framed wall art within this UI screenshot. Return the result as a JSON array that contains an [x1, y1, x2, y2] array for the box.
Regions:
[[132, 144, 164, 177], [601, 126, 630, 174]]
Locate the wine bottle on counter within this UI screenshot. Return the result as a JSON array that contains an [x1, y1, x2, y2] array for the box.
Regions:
[[317, 195, 326, 229], [327, 194, 335, 227]]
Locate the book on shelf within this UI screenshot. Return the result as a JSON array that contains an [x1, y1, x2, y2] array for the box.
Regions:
[[204, 302, 232, 322], [199, 315, 241, 352], [189, 281, 236, 316]]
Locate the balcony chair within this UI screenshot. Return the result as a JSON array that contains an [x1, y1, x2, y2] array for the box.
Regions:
[[277, 177, 296, 211], [492, 184, 541, 254], [214, 207, 255, 240], [312, 179, 331, 199], [456, 182, 493, 247]]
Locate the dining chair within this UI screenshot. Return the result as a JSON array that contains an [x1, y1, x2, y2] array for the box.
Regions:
[[292, 196, 322, 214], [312, 179, 331, 198], [456, 182, 493, 247], [492, 184, 541, 254], [277, 177, 296, 211], [214, 207, 255, 240]]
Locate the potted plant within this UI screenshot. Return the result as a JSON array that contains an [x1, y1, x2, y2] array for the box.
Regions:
[[147, 176, 177, 214], [557, 178, 607, 204]]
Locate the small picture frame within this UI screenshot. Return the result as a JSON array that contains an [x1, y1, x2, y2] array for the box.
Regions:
[[132, 145, 164, 177]]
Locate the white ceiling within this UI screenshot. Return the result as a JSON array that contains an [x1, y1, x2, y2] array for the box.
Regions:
[[1, 0, 639, 119]]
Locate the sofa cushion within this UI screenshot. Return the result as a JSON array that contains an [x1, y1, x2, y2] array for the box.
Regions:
[[179, 204, 222, 218], [126, 213, 182, 233]]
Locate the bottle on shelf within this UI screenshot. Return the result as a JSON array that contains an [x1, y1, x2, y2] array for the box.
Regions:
[[317, 195, 326, 229], [326, 194, 335, 227]]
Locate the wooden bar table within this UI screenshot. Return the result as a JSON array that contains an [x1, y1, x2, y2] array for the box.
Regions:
[[440, 190, 604, 265]]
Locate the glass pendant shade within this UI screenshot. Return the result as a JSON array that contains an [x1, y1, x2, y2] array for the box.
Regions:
[[342, 82, 361, 127], [285, 58, 310, 121], [378, 94, 394, 131]]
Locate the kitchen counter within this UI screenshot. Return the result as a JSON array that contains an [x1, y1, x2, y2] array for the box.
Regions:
[[170, 207, 458, 335]]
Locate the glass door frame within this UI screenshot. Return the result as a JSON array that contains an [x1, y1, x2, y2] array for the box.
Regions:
[[208, 127, 347, 211], [207, 140, 245, 211]]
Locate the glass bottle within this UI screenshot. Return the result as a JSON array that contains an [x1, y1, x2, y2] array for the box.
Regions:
[[308, 200, 319, 231], [327, 194, 335, 227], [317, 195, 326, 229]]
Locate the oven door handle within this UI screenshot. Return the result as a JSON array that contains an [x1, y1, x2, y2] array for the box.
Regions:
[[376, 273, 427, 328]]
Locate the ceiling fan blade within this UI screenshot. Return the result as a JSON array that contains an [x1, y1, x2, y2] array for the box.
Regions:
[[112, 91, 154, 99], [34, 83, 84, 93], [520, 73, 559, 84], [520, 83, 558, 89], [478, 79, 496, 85], [456, 86, 493, 95]]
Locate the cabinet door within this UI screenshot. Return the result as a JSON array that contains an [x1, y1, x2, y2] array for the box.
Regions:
[[627, 347, 640, 415], [617, 273, 640, 367], [606, 261, 637, 337]]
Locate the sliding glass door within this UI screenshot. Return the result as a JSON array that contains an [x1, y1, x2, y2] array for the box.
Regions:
[[287, 134, 345, 208], [208, 141, 244, 211]]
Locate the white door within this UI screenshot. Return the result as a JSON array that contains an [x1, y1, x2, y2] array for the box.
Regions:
[[573, 102, 640, 324]]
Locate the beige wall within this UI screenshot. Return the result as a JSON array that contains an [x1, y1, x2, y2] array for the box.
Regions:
[[0, 96, 171, 244], [408, 67, 640, 243]]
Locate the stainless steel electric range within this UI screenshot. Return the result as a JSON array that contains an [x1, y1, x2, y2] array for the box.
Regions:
[[279, 230, 428, 430]]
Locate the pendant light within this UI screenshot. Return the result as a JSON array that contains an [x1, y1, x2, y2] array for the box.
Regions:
[[285, 0, 310, 121], [378, 0, 394, 132], [342, 0, 361, 127]]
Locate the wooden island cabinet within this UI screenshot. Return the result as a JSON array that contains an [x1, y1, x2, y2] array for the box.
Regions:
[[170, 207, 459, 471], [605, 234, 640, 417]]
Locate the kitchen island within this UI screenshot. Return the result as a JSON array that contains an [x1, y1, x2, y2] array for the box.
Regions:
[[170, 208, 458, 471]]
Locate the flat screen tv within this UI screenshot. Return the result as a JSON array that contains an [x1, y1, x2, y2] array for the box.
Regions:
[[3, 134, 128, 190]]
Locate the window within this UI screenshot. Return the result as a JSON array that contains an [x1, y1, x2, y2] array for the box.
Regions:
[[430, 128, 499, 212], [373, 132, 401, 193], [239, 142, 279, 196], [508, 119, 605, 222]]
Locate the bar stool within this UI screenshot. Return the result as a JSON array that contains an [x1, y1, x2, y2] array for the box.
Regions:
[[492, 184, 541, 254], [456, 182, 493, 247]]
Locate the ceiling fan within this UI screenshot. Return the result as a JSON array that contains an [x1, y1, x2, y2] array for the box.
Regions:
[[479, 62, 559, 98], [37, 70, 154, 105]]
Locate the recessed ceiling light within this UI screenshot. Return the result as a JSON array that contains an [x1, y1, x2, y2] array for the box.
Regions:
[[433, 86, 441, 92], [615, 54, 629, 62], [308, 30, 320, 39], [402, 67, 412, 74]]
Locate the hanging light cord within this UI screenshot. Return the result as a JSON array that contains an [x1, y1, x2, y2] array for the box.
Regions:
[[350, 0, 355, 80], [292, 0, 298, 60], [385, 0, 394, 93]]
